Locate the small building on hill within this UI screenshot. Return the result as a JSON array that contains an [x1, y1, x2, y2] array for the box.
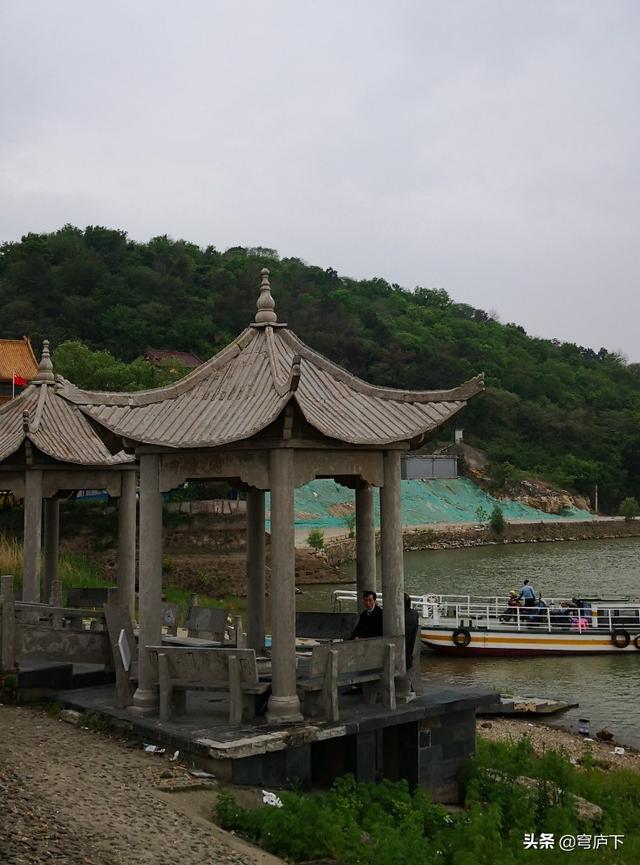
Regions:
[[0, 337, 38, 405], [143, 347, 202, 370]]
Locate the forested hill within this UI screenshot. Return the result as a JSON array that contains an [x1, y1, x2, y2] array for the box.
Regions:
[[1, 225, 639, 511]]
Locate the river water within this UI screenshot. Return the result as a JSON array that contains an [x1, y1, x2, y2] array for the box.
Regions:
[[297, 537, 640, 748]]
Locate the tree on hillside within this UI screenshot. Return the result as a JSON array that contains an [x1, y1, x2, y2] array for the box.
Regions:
[[53, 341, 188, 391], [2, 225, 640, 511]]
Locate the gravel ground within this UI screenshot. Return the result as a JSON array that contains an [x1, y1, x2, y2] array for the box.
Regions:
[[478, 716, 640, 771], [0, 704, 282, 865]]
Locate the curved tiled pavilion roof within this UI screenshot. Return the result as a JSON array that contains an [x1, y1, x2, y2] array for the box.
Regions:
[[0, 342, 133, 466], [59, 270, 484, 449]]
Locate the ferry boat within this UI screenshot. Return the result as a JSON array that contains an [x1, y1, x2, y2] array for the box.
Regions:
[[332, 591, 640, 656]]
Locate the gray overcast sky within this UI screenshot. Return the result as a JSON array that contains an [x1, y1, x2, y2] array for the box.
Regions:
[[2, 1, 639, 358]]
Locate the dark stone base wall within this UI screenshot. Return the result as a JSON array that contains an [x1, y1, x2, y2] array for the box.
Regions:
[[231, 707, 478, 803], [416, 709, 476, 802]]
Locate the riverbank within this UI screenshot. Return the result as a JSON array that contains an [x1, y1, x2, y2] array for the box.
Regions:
[[477, 716, 640, 772], [322, 517, 640, 566], [1, 705, 638, 865]]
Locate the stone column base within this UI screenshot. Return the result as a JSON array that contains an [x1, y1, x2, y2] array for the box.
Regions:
[[266, 694, 303, 725], [131, 687, 159, 714], [395, 673, 416, 704]]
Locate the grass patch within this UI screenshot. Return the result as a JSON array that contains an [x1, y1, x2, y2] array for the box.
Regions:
[[0, 532, 246, 616], [45, 701, 64, 718], [83, 711, 115, 734], [214, 740, 640, 864], [0, 534, 22, 577], [1, 534, 110, 599], [161, 586, 246, 620]]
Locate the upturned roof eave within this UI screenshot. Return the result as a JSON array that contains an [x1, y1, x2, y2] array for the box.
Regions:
[[291, 393, 471, 448], [280, 329, 485, 404], [0, 383, 133, 468]]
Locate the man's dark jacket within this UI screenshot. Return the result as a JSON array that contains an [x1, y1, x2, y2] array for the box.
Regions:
[[404, 607, 419, 669], [351, 604, 383, 639]]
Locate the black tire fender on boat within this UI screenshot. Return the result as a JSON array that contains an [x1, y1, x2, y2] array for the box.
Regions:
[[634, 634, 640, 650], [611, 629, 630, 649], [452, 627, 471, 648]]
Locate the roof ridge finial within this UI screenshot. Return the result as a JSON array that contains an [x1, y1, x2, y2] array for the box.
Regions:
[[254, 268, 278, 325], [33, 339, 55, 385]]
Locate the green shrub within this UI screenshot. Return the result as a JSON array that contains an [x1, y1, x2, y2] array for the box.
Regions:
[[211, 742, 640, 864], [0, 672, 18, 703], [307, 528, 325, 550], [343, 512, 356, 538], [83, 711, 115, 734], [45, 701, 63, 718], [475, 505, 489, 525], [618, 496, 640, 521], [490, 503, 505, 534]]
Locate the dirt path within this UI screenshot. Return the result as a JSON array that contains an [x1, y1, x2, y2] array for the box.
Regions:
[[0, 705, 282, 865]]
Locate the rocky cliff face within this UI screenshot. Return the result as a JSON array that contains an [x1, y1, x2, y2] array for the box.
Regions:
[[452, 442, 591, 515], [502, 477, 591, 515]]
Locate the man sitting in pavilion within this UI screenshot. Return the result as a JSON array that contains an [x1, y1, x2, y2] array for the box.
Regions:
[[350, 590, 383, 639]]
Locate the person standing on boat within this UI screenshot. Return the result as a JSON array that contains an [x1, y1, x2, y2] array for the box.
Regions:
[[518, 579, 537, 608], [350, 590, 383, 639]]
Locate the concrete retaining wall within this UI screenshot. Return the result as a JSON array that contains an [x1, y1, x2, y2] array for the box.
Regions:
[[325, 518, 640, 566]]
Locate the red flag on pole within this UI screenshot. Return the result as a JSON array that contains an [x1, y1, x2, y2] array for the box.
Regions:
[[12, 374, 28, 386]]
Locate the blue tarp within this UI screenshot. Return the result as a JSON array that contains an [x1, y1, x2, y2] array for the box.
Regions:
[[266, 477, 592, 530]]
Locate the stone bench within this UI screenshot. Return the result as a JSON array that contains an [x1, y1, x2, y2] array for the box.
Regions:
[[185, 605, 228, 640], [161, 603, 181, 636], [184, 605, 245, 646], [295, 611, 358, 642], [104, 601, 246, 709], [147, 646, 270, 725], [297, 637, 397, 722]]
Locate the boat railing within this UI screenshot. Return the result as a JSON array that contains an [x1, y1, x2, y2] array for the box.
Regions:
[[331, 590, 640, 633], [332, 590, 503, 614]]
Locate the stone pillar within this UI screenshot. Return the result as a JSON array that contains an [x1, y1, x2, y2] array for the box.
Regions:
[[22, 469, 43, 602], [355, 483, 376, 597], [1, 575, 16, 671], [42, 497, 60, 605], [266, 448, 302, 723], [380, 450, 405, 674], [246, 488, 266, 652], [117, 471, 138, 619], [133, 454, 163, 712]]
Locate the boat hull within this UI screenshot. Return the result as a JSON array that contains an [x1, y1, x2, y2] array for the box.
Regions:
[[421, 627, 640, 656]]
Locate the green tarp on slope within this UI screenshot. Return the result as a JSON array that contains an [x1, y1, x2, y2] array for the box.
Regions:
[[266, 477, 592, 530]]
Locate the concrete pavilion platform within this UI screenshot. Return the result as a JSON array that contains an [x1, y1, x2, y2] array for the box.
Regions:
[[53, 682, 497, 802], [17, 660, 114, 698]]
